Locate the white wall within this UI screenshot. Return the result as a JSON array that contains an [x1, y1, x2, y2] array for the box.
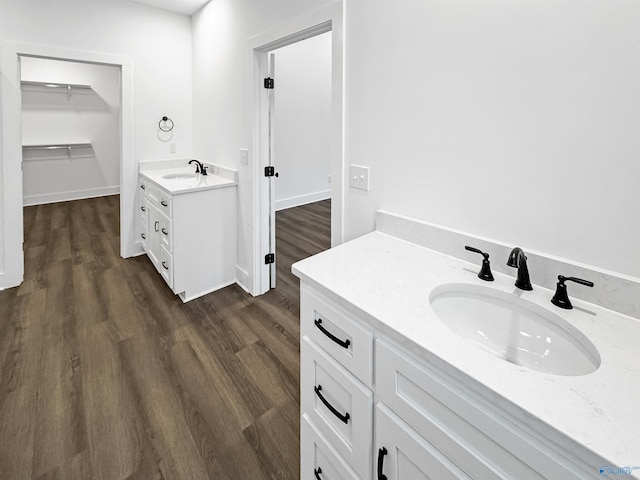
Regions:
[[271, 31, 332, 211], [0, 0, 192, 288], [344, 0, 640, 278], [21, 57, 121, 205], [191, 0, 337, 291]]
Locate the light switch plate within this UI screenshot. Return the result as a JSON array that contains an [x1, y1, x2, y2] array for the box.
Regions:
[[240, 148, 249, 165], [350, 164, 370, 191]]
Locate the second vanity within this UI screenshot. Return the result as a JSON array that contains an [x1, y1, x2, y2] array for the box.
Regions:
[[292, 215, 640, 479], [138, 160, 237, 302]]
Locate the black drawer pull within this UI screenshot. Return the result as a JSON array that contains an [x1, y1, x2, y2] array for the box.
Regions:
[[377, 447, 388, 480], [314, 467, 322, 480], [162, 261, 169, 270], [161, 228, 168, 236], [314, 385, 350, 424], [141, 233, 146, 240], [314, 318, 350, 349], [161, 200, 168, 207], [140, 184, 145, 190], [140, 206, 146, 212]]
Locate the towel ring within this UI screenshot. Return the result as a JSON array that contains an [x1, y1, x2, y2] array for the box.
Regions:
[[159, 116, 174, 132]]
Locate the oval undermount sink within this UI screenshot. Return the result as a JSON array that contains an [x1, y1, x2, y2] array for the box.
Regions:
[[429, 283, 600, 376], [162, 173, 198, 180]]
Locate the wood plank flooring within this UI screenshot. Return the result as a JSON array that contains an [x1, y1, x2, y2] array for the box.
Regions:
[[0, 196, 331, 480]]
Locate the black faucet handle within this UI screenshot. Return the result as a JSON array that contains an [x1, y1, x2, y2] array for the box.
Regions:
[[201, 165, 208, 176], [551, 275, 594, 309], [464, 246, 494, 281]]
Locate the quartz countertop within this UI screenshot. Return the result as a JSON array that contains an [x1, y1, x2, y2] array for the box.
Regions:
[[139, 159, 237, 194], [292, 231, 640, 476]]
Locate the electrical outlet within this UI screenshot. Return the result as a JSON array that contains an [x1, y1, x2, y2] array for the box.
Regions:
[[240, 148, 249, 165], [169, 142, 176, 153], [328, 175, 332, 184], [350, 164, 370, 191]]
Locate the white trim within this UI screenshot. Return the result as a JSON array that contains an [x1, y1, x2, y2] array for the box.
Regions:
[[23, 186, 120, 207], [275, 190, 331, 212], [249, 1, 344, 296], [0, 40, 134, 289]]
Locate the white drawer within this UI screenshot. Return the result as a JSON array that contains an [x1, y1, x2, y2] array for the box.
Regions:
[[301, 336, 372, 479], [301, 286, 373, 386], [158, 190, 173, 217], [145, 182, 160, 207], [375, 339, 573, 480], [139, 215, 148, 249], [301, 414, 361, 480], [159, 215, 172, 252], [159, 246, 173, 288], [139, 196, 148, 216]]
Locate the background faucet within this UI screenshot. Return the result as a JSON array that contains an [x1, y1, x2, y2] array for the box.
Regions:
[[507, 247, 533, 290], [188, 159, 207, 175]]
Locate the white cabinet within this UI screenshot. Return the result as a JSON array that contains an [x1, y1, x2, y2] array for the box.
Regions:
[[299, 283, 600, 480], [138, 175, 236, 302], [375, 403, 470, 480]]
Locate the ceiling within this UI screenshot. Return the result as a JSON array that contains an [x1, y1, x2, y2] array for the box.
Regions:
[[130, 0, 210, 16]]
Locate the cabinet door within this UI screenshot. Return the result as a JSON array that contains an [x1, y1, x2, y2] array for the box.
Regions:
[[147, 204, 161, 269], [375, 403, 471, 480]]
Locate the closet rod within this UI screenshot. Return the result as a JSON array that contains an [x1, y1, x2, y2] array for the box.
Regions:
[[21, 80, 92, 91], [23, 143, 93, 150]]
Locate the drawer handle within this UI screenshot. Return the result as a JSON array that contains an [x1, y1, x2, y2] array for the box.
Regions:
[[314, 467, 322, 480], [161, 227, 168, 236], [141, 233, 146, 240], [162, 261, 169, 270], [161, 200, 168, 207], [141, 184, 145, 190], [140, 206, 146, 212], [314, 318, 350, 349], [314, 385, 350, 424], [377, 447, 388, 480], [154, 221, 159, 232]]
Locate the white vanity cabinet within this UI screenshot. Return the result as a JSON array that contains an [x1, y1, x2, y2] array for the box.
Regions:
[[138, 174, 236, 302], [299, 283, 601, 480]]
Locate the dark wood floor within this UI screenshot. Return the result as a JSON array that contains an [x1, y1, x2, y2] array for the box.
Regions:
[[0, 196, 331, 480]]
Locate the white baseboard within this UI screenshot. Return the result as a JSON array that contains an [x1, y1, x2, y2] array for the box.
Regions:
[[235, 265, 251, 294], [23, 186, 120, 206], [275, 190, 331, 211]]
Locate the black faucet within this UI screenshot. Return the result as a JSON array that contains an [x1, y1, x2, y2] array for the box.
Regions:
[[507, 247, 533, 290], [188, 159, 207, 175]]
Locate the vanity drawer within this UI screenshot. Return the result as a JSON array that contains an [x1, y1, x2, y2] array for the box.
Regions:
[[159, 215, 172, 252], [301, 286, 373, 386], [375, 339, 574, 480], [301, 414, 361, 480], [139, 196, 148, 215], [301, 336, 372, 479], [158, 190, 173, 217], [159, 246, 173, 288], [139, 215, 148, 249]]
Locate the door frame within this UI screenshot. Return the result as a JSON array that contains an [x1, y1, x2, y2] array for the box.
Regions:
[[249, 2, 345, 295], [0, 41, 134, 289]]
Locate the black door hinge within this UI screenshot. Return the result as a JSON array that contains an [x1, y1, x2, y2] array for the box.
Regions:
[[265, 253, 275, 265], [265, 166, 275, 177], [264, 77, 274, 89]]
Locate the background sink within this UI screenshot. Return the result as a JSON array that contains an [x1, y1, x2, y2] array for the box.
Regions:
[[429, 283, 601, 376], [162, 172, 198, 180]]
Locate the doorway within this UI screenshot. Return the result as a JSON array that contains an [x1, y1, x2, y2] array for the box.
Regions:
[[0, 41, 134, 290], [20, 56, 121, 207], [250, 4, 344, 296]]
